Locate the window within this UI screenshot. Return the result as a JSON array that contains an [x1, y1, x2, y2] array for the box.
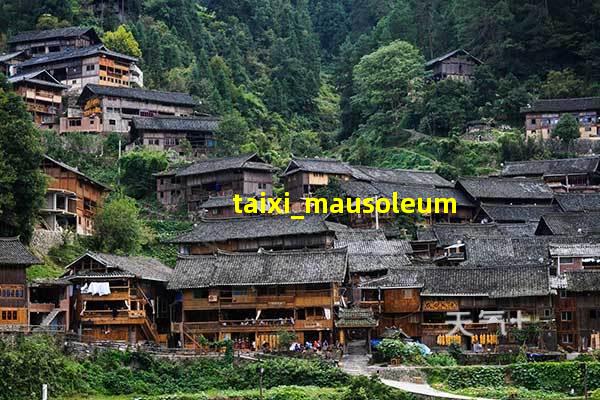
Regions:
[[543, 309, 552, 318], [561, 257, 574, 264], [561, 334, 574, 344], [193, 289, 208, 298], [401, 289, 413, 299], [560, 289, 568, 298], [72, 80, 77, 84], [531, 118, 536, 124], [561, 311, 573, 321], [1, 310, 18, 321], [109, 119, 116, 126], [89, 119, 94, 124], [86, 65, 95, 71], [68, 119, 82, 127]]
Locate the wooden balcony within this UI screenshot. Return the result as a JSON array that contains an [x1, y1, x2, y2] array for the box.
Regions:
[[28, 302, 56, 313], [79, 286, 130, 302], [173, 317, 333, 334], [184, 290, 333, 310], [80, 309, 146, 325]]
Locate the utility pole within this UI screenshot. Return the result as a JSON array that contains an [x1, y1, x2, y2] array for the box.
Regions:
[[259, 366, 264, 400], [117, 137, 122, 185]]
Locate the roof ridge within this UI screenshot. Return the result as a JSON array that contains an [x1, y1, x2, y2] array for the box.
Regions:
[[215, 247, 347, 256], [0, 236, 20, 241]]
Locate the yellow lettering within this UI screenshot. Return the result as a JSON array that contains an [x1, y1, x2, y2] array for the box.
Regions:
[[392, 192, 400, 213], [244, 198, 258, 213], [435, 198, 457, 214], [233, 194, 244, 214], [362, 198, 374, 214], [347, 198, 360, 213], [268, 197, 283, 214], [330, 198, 344, 213], [401, 198, 415, 213], [306, 198, 328, 214], [284, 192, 290, 214], [376, 197, 391, 214], [417, 198, 432, 214]]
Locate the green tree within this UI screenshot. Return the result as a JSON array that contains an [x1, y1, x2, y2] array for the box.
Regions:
[[119, 149, 168, 199], [103, 25, 142, 58], [214, 110, 250, 156], [552, 114, 580, 146], [541, 69, 586, 99], [419, 80, 476, 136], [0, 77, 46, 243], [93, 195, 145, 254], [352, 40, 425, 135]]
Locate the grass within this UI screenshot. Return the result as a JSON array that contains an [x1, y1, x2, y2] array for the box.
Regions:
[[432, 383, 585, 400]]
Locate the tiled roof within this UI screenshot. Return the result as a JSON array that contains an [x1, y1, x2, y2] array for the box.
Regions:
[[521, 97, 600, 113], [334, 228, 386, 245], [66, 252, 172, 282], [18, 44, 137, 68], [425, 49, 483, 67], [478, 203, 560, 223], [169, 213, 331, 244], [549, 243, 600, 257], [359, 268, 424, 289], [8, 70, 67, 89], [8, 27, 99, 44], [564, 270, 600, 292], [501, 157, 600, 177], [282, 157, 353, 176], [168, 248, 347, 289], [0, 237, 41, 265], [335, 308, 378, 328], [0, 51, 24, 63], [79, 83, 196, 107], [536, 212, 600, 236], [175, 154, 273, 177], [364, 265, 551, 298], [417, 223, 503, 247], [457, 177, 554, 201], [131, 116, 219, 132], [555, 193, 600, 212]]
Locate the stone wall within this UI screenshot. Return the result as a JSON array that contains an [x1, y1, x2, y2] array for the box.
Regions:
[[30, 229, 65, 256]]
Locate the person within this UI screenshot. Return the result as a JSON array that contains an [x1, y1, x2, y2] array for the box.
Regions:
[[313, 340, 320, 351]]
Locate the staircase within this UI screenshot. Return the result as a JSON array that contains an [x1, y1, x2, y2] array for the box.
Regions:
[[132, 283, 162, 344], [40, 308, 61, 326]]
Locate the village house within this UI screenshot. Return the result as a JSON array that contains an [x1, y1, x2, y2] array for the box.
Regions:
[[359, 265, 554, 350], [8, 70, 66, 130], [171, 213, 335, 255], [167, 248, 346, 349], [16, 44, 141, 93], [425, 49, 483, 82], [41, 155, 111, 236], [0, 51, 26, 76], [196, 195, 255, 219], [501, 157, 600, 192], [522, 97, 600, 141], [474, 203, 560, 224], [60, 84, 197, 135], [28, 278, 71, 332], [129, 115, 218, 156], [156, 154, 274, 212], [8, 26, 101, 56], [63, 252, 172, 344], [0, 237, 41, 331]]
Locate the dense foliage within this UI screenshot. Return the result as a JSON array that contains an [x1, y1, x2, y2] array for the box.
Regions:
[[0, 76, 46, 243], [0, 335, 415, 400]]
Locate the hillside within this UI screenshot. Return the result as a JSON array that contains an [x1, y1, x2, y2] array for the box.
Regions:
[[3, 0, 600, 176]]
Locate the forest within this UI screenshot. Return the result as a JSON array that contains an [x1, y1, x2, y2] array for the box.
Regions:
[[2, 0, 600, 176]]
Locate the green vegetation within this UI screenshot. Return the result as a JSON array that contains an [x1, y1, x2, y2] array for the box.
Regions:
[[0, 76, 46, 243], [103, 25, 143, 58], [0, 336, 413, 400]]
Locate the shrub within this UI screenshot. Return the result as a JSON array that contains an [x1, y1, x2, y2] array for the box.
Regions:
[[425, 366, 506, 390], [425, 353, 457, 367], [375, 339, 424, 364]]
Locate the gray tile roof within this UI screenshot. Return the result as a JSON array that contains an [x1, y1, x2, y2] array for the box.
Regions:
[[8, 70, 67, 89], [457, 177, 554, 201], [334, 228, 386, 245], [0, 237, 41, 265], [363, 265, 551, 298], [425, 49, 483, 67], [168, 248, 347, 289], [359, 268, 424, 289], [555, 193, 600, 212], [536, 212, 600, 236], [18, 44, 137, 68], [549, 243, 600, 257], [564, 270, 600, 292], [495, 222, 539, 237], [335, 308, 378, 328], [131, 116, 219, 132], [175, 154, 273, 177], [478, 203, 561, 223], [417, 223, 503, 247], [170, 213, 331, 244], [8, 26, 99, 44], [0, 51, 24, 63], [199, 195, 254, 209], [501, 157, 600, 177], [66, 252, 172, 282], [79, 83, 196, 107], [282, 157, 353, 176], [521, 97, 600, 113]]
